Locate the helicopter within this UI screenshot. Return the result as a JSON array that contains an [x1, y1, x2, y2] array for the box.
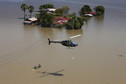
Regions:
[[48, 34, 81, 47]]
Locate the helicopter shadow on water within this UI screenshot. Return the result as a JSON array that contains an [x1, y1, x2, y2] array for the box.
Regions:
[[36, 69, 64, 78]]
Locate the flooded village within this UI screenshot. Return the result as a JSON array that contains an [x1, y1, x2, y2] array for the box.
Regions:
[[0, 0, 126, 84]]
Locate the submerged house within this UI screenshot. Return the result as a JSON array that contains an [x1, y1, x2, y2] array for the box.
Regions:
[[84, 14, 93, 17], [47, 8, 56, 13], [40, 9, 48, 12], [39, 8, 56, 14], [84, 12, 96, 17], [90, 12, 96, 15], [24, 17, 37, 24], [55, 17, 70, 25], [28, 17, 37, 23]]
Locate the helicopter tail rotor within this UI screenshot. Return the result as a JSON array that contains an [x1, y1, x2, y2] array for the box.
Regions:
[[48, 38, 51, 45]]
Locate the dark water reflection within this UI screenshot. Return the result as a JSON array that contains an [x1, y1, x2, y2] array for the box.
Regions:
[[94, 15, 104, 31], [94, 15, 104, 25]]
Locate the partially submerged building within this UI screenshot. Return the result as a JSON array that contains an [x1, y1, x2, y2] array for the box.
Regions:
[[84, 14, 93, 17], [47, 8, 56, 13], [55, 17, 70, 25], [39, 8, 56, 13], [24, 17, 37, 25]]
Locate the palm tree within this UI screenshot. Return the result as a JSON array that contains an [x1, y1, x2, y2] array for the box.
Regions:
[[39, 5, 43, 12], [28, 5, 34, 18], [21, 3, 27, 20]]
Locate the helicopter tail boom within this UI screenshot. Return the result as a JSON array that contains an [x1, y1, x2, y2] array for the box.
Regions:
[[48, 38, 61, 45]]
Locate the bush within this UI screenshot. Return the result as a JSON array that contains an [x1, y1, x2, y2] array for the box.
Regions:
[[55, 8, 64, 16], [38, 12, 54, 27], [79, 5, 92, 16], [65, 13, 85, 29], [74, 20, 81, 29], [94, 6, 105, 15], [65, 19, 73, 29], [39, 4, 54, 9]]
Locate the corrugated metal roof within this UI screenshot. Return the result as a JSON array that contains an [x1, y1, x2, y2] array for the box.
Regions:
[[28, 17, 37, 21]]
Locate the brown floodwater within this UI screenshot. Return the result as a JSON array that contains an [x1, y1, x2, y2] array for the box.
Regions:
[[0, 0, 126, 84]]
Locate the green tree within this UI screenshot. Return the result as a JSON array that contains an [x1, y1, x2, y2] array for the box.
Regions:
[[74, 20, 81, 29], [79, 5, 92, 16], [21, 3, 27, 20], [39, 4, 54, 9], [77, 17, 85, 26], [62, 6, 70, 15], [65, 13, 76, 29], [38, 12, 54, 27], [65, 13, 84, 29], [55, 8, 64, 16], [65, 19, 73, 29], [94, 6, 105, 15], [44, 3, 54, 8], [39, 4, 54, 13], [28, 5, 34, 18], [71, 13, 76, 29], [39, 5, 43, 12]]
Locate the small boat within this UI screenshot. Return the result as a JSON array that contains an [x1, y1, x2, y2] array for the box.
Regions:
[[33, 64, 41, 69]]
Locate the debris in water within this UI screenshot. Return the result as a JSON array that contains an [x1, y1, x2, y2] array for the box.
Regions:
[[72, 57, 75, 60]]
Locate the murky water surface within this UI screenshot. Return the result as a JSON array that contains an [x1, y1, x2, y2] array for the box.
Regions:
[[0, 0, 126, 84]]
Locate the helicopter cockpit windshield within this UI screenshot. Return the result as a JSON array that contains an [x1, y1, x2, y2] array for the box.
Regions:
[[72, 42, 78, 46]]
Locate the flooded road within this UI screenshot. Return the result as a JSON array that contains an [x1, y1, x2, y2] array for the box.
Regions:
[[0, 0, 126, 84]]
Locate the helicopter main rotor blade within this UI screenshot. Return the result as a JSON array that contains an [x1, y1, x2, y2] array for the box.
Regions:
[[69, 34, 81, 39]]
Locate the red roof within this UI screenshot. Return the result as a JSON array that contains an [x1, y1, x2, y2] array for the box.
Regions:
[[56, 20, 65, 24], [56, 17, 63, 20], [56, 17, 70, 20], [55, 17, 70, 24], [63, 18, 70, 20], [90, 12, 96, 15]]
